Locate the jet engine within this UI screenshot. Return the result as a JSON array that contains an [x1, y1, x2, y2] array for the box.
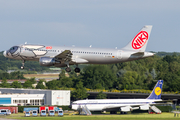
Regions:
[[39, 57, 60, 66], [140, 104, 150, 110], [120, 106, 132, 112]]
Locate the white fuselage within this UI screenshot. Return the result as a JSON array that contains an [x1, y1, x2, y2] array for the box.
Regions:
[[3, 26, 154, 69], [72, 99, 161, 111], [4, 45, 154, 67]]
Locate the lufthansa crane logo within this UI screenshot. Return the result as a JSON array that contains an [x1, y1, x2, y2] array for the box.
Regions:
[[155, 87, 161, 95]]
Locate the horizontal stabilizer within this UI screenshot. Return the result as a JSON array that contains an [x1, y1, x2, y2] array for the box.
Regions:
[[131, 52, 144, 56]]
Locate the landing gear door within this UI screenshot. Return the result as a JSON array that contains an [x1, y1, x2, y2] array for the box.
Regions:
[[117, 50, 122, 59]]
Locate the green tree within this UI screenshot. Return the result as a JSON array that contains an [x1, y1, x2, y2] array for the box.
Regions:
[[59, 70, 66, 80], [169, 61, 180, 73], [46, 80, 58, 89], [82, 65, 116, 90], [121, 71, 139, 90], [94, 83, 104, 89], [29, 78, 36, 84], [60, 77, 73, 88], [72, 81, 89, 100], [36, 80, 46, 89], [1, 78, 10, 88], [11, 81, 22, 88], [23, 80, 33, 88], [10, 71, 25, 79], [69, 70, 78, 78]]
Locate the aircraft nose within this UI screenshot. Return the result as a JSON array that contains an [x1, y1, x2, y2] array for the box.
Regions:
[[3, 51, 7, 57]]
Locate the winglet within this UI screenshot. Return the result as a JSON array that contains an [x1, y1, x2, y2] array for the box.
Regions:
[[146, 80, 163, 99], [122, 25, 152, 52]]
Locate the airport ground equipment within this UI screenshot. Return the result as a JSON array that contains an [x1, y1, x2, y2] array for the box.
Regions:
[[40, 110, 46, 116], [0, 107, 18, 114], [150, 106, 162, 114], [0, 109, 11, 115], [32, 110, 38, 117], [24, 111, 30, 117], [78, 105, 92, 115], [58, 109, 63, 116], [48, 106, 55, 116], [39, 106, 47, 116], [24, 107, 38, 113]]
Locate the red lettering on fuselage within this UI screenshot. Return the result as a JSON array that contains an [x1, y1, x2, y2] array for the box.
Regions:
[[46, 46, 52, 49]]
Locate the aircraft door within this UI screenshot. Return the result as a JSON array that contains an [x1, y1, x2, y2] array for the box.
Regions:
[[20, 46, 25, 53], [117, 50, 122, 59]]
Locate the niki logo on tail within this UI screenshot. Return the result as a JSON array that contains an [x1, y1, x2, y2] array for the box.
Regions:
[[132, 31, 149, 49]]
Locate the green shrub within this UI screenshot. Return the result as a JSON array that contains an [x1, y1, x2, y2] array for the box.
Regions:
[[156, 106, 173, 112]]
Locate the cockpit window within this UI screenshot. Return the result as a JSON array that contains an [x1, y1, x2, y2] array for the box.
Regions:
[[9, 46, 18, 54], [10, 47, 15, 50]]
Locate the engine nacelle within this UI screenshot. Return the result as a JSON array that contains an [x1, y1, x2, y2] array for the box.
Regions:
[[39, 57, 60, 66], [140, 104, 150, 110], [120, 106, 132, 112]]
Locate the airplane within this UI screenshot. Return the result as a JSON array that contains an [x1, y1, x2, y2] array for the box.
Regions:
[[3, 25, 154, 73], [71, 80, 164, 113]]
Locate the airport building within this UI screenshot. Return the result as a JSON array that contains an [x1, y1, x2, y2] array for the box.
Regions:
[[0, 88, 70, 106]]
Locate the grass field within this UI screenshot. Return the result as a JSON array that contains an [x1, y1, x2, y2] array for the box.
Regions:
[[24, 74, 59, 79], [1, 113, 180, 120]]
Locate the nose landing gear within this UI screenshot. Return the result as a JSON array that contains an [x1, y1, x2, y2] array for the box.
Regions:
[[21, 60, 25, 69]]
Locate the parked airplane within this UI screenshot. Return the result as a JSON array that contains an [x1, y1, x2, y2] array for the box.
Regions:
[[3, 25, 154, 72], [71, 80, 163, 113]]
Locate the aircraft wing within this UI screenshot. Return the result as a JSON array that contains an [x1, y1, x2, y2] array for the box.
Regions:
[[102, 104, 139, 112], [55, 50, 73, 63], [102, 101, 168, 112]]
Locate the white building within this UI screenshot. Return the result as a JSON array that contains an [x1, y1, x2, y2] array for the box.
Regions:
[[0, 93, 45, 106], [0, 88, 70, 106]]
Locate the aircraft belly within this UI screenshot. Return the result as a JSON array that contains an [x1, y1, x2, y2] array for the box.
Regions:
[[87, 105, 104, 111], [8, 56, 23, 60], [84, 57, 127, 64], [79, 55, 117, 64]]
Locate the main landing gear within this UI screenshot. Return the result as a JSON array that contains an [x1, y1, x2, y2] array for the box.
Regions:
[[74, 67, 80, 73], [65, 63, 81, 73], [65, 67, 81, 73], [65, 67, 71, 72]]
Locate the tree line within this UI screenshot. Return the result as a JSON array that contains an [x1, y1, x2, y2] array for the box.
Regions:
[[0, 51, 180, 99]]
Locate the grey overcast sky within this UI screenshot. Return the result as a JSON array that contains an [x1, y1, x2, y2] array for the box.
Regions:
[[0, 0, 180, 52]]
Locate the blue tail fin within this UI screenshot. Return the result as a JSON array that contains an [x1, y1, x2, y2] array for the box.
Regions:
[[147, 80, 163, 99]]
